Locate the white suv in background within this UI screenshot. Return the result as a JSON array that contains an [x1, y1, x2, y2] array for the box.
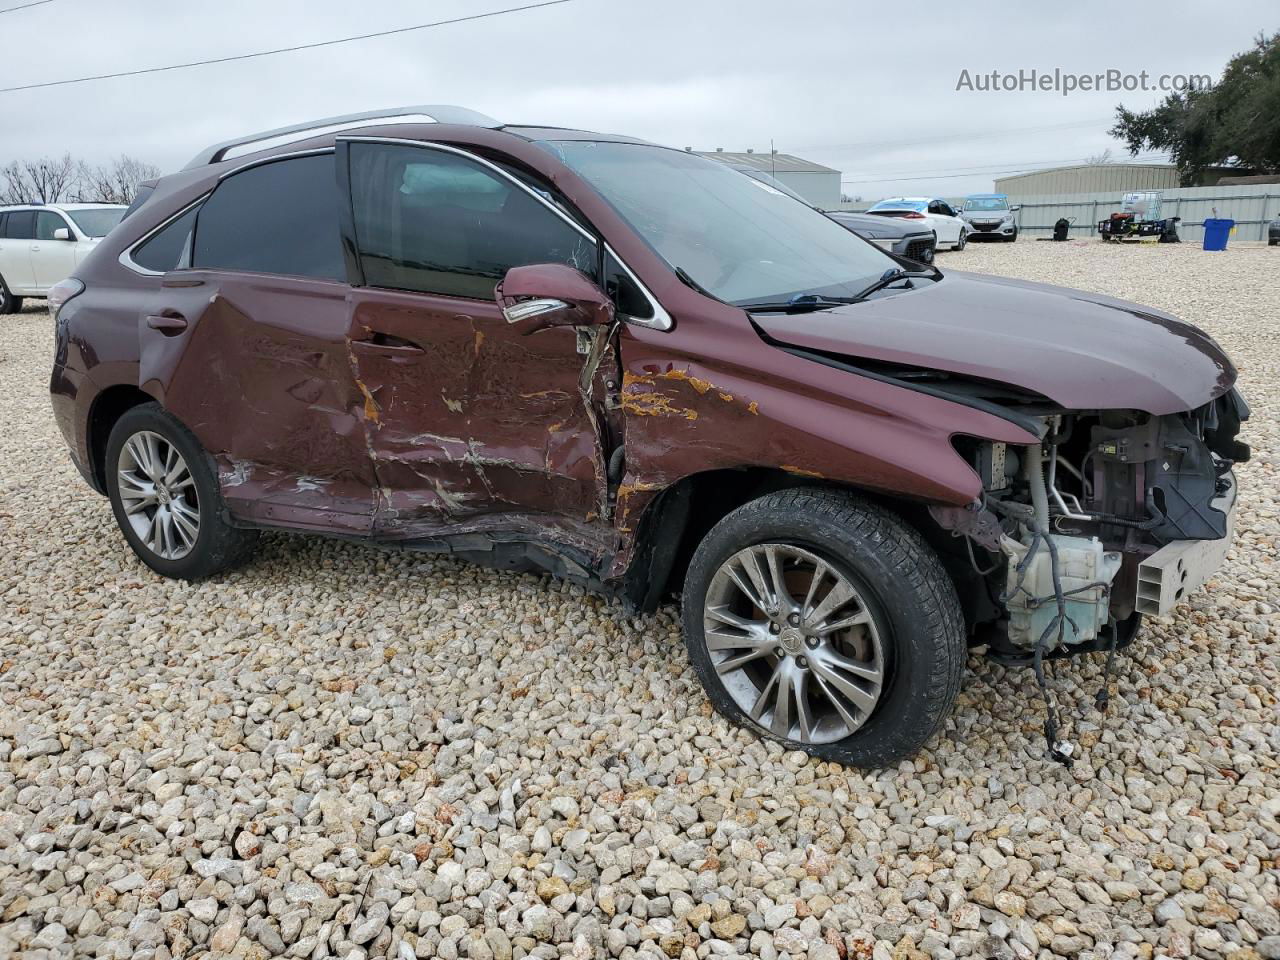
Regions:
[[0, 203, 127, 312]]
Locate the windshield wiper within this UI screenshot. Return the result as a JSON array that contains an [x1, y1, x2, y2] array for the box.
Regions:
[[741, 293, 858, 314], [851, 266, 939, 302]]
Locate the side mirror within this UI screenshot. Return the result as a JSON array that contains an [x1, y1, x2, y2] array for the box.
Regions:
[[495, 263, 614, 336], [1010, 204, 1021, 212], [53, 227, 73, 241]]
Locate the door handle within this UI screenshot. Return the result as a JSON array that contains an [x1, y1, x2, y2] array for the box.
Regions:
[[146, 313, 188, 333], [353, 332, 424, 355]]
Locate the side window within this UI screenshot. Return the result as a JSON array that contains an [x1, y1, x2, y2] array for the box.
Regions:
[[0, 213, 7, 236], [132, 206, 199, 273], [348, 142, 598, 299], [193, 153, 344, 281], [35, 211, 70, 241], [927, 201, 942, 215], [5, 211, 35, 240]]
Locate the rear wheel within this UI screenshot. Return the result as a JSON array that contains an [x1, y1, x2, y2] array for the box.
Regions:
[[0, 274, 22, 314], [953, 229, 967, 251], [681, 488, 966, 768], [106, 403, 258, 580]]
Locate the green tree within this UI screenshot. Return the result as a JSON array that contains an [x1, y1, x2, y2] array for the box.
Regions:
[[1111, 31, 1280, 184]]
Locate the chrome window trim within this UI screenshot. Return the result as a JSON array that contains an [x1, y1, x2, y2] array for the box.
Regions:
[[217, 147, 335, 181], [339, 136, 673, 332], [603, 242, 672, 331], [118, 194, 209, 277]]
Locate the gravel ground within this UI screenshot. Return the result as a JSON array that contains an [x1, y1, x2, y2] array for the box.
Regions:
[[1, 241, 1277, 960]]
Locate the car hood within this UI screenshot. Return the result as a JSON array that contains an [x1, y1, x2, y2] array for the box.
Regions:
[[754, 270, 1236, 415]]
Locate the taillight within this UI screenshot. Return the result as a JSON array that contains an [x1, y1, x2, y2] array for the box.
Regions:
[[902, 212, 926, 219], [47, 278, 85, 316]]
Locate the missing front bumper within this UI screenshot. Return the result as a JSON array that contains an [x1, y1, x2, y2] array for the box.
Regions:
[[1136, 478, 1237, 617]]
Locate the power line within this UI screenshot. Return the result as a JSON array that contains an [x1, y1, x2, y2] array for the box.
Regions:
[[0, 0, 573, 93], [0, 0, 54, 13]]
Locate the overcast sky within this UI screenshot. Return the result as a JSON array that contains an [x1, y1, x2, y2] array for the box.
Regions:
[[2, 0, 1274, 200]]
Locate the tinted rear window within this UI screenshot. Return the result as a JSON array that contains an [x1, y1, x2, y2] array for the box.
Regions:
[[3, 211, 35, 240], [192, 154, 344, 281], [132, 206, 198, 273]]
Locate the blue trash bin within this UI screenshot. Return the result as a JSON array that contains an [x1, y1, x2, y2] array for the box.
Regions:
[[1203, 218, 1234, 251]]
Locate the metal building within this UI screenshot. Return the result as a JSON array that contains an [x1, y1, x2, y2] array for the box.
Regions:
[[697, 150, 842, 208], [995, 163, 1184, 196]]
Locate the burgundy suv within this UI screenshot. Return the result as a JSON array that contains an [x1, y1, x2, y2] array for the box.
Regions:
[[50, 106, 1247, 766]]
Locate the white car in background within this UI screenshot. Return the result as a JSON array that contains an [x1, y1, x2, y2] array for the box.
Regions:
[[863, 197, 968, 250], [0, 203, 127, 313]]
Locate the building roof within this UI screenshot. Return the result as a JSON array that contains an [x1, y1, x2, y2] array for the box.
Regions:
[[696, 151, 839, 174], [1002, 162, 1177, 177]]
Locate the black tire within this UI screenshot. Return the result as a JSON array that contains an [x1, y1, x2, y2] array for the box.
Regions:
[[105, 403, 258, 580], [0, 273, 21, 314], [953, 230, 967, 251], [681, 488, 965, 768], [1005, 228, 1018, 243]]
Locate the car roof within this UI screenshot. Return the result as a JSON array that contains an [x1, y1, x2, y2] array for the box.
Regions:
[[965, 193, 1007, 199]]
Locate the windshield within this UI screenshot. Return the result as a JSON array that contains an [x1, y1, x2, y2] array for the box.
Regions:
[[868, 200, 927, 212], [544, 140, 895, 305], [66, 207, 126, 238], [963, 197, 1009, 212]]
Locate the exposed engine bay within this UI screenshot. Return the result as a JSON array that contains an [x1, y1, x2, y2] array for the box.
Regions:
[[942, 388, 1250, 660]]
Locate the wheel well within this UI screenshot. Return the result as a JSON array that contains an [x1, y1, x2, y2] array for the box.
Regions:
[[87, 386, 153, 492], [623, 467, 974, 614]]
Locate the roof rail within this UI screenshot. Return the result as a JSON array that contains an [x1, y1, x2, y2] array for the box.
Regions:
[[182, 104, 501, 169]]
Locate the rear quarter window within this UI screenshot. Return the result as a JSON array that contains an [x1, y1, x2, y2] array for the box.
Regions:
[[131, 206, 199, 273]]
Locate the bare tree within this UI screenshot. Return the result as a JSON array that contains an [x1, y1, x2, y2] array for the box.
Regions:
[[0, 154, 78, 204], [74, 155, 161, 204], [1086, 148, 1115, 165]]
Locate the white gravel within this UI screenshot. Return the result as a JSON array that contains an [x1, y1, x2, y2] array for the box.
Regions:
[[1, 240, 1278, 960]]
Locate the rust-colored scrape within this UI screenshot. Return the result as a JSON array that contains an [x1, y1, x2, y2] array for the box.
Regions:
[[717, 391, 734, 403], [474, 329, 485, 356], [355, 378, 381, 424], [658, 368, 713, 394], [621, 390, 699, 421], [781, 464, 824, 478], [621, 370, 699, 421], [747, 401, 759, 415], [617, 478, 663, 499]]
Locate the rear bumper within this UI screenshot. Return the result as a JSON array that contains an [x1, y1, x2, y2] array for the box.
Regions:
[[1136, 474, 1237, 616], [870, 234, 935, 264], [50, 361, 99, 492]]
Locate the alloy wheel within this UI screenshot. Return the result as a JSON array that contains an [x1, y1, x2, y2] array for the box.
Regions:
[[701, 543, 885, 744], [116, 430, 201, 560]]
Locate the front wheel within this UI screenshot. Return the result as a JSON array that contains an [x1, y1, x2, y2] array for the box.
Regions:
[[106, 403, 258, 580], [1005, 228, 1018, 243], [681, 489, 966, 768]]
